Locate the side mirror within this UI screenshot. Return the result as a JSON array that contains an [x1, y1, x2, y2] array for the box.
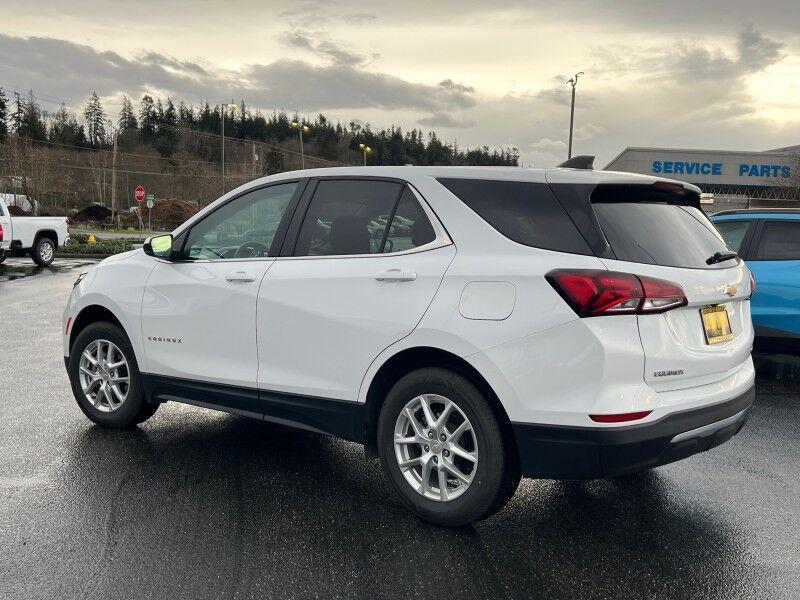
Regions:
[[143, 234, 175, 260]]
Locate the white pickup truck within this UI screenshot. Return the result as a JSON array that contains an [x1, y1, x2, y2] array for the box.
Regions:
[[0, 197, 70, 266]]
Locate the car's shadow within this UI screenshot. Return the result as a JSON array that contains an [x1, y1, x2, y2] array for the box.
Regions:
[[52, 410, 752, 600]]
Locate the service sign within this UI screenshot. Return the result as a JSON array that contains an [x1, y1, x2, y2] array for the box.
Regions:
[[606, 148, 794, 187]]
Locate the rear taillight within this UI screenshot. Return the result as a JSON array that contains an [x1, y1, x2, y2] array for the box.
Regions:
[[546, 269, 687, 317], [749, 272, 756, 297], [0, 223, 4, 242]]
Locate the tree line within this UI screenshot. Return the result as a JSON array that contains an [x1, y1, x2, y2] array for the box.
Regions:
[[0, 88, 519, 168]]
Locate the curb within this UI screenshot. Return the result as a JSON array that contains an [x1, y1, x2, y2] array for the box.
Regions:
[[56, 253, 114, 259]]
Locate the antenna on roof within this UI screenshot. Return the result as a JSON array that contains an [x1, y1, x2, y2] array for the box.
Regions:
[[557, 155, 594, 170]]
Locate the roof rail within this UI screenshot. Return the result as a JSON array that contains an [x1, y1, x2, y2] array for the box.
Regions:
[[557, 155, 594, 170]]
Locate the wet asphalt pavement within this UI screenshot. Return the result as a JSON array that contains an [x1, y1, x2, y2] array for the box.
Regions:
[[1, 258, 799, 600]]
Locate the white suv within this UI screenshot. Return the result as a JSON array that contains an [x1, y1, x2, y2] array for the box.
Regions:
[[63, 166, 755, 526]]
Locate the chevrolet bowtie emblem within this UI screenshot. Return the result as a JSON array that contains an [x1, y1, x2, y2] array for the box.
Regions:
[[725, 284, 738, 297]]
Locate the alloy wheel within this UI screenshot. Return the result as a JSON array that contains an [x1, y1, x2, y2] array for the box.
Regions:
[[39, 241, 54, 263], [393, 394, 478, 501], [78, 339, 130, 412]]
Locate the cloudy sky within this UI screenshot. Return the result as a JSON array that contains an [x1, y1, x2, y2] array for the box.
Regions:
[[0, 0, 798, 166]]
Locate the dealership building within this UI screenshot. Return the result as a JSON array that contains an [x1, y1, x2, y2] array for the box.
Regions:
[[605, 146, 798, 210]]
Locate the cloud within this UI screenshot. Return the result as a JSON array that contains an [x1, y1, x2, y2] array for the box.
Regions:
[[438, 79, 475, 93], [0, 33, 475, 118], [595, 24, 785, 83], [280, 29, 366, 66], [243, 60, 475, 112], [417, 112, 475, 128], [529, 138, 566, 154], [139, 52, 207, 76]]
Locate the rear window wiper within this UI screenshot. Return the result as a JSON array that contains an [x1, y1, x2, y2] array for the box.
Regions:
[[706, 251, 738, 265]]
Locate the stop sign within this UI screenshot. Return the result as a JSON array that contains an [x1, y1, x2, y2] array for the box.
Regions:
[[134, 185, 145, 202]]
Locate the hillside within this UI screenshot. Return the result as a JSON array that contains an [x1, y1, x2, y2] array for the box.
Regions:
[[0, 89, 519, 218]]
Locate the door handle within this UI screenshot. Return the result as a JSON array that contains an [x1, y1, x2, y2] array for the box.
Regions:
[[225, 271, 256, 283], [375, 269, 417, 282]]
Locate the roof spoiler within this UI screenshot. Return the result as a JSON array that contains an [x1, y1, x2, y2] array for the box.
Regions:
[[557, 155, 594, 170]]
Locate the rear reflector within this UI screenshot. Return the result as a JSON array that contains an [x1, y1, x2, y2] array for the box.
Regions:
[[749, 271, 756, 297], [65, 317, 72, 336], [589, 411, 652, 423], [546, 269, 687, 317]]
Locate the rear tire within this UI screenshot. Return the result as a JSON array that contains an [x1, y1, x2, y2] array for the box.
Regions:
[[68, 321, 159, 428], [32, 237, 55, 267], [377, 367, 520, 527], [0, 250, 5, 264]]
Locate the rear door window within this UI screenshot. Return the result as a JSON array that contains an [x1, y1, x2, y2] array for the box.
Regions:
[[293, 179, 403, 256], [713, 220, 751, 254], [754, 221, 800, 260], [591, 188, 730, 269], [438, 178, 591, 254]]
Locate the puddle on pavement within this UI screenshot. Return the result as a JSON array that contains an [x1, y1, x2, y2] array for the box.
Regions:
[[0, 258, 99, 283]]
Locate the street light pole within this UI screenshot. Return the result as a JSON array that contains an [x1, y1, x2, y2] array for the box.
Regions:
[[359, 143, 372, 166], [566, 71, 583, 159], [291, 121, 310, 169]]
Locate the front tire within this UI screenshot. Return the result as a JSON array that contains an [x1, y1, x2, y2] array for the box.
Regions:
[[377, 368, 520, 527], [68, 322, 159, 428], [32, 237, 55, 266]]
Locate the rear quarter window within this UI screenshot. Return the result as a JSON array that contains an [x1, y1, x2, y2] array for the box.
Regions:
[[437, 178, 591, 255], [754, 221, 800, 260]]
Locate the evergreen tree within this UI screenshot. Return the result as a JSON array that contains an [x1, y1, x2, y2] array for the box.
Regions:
[[9, 93, 23, 134], [155, 97, 179, 156], [118, 95, 138, 132], [49, 103, 86, 147], [15, 91, 47, 141], [0, 87, 7, 137], [177, 100, 195, 128], [83, 91, 107, 147], [139, 95, 157, 142]]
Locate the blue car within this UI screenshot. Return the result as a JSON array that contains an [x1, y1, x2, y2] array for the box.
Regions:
[[711, 209, 800, 352]]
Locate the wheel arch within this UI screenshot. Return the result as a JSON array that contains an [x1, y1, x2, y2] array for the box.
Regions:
[[361, 346, 518, 463], [33, 229, 58, 248], [69, 304, 127, 353]]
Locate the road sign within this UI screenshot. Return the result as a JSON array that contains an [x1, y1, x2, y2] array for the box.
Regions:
[[134, 185, 145, 202], [146, 199, 154, 209], [146, 193, 155, 201]]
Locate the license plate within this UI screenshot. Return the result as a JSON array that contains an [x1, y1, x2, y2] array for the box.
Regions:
[[700, 305, 734, 345]]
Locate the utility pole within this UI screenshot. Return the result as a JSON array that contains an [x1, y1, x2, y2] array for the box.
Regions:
[[220, 102, 237, 194], [110, 123, 119, 228], [566, 71, 583, 159]]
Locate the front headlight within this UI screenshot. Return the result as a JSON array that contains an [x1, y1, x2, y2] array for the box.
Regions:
[[73, 271, 88, 288]]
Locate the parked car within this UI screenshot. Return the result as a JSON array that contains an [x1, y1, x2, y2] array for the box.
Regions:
[[63, 166, 755, 526], [710, 209, 800, 353], [0, 197, 70, 266]]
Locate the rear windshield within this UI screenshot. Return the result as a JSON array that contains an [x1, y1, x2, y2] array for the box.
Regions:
[[592, 199, 732, 269], [438, 178, 591, 255]]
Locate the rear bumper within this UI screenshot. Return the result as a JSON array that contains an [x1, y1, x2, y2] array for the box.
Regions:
[[512, 385, 754, 479]]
